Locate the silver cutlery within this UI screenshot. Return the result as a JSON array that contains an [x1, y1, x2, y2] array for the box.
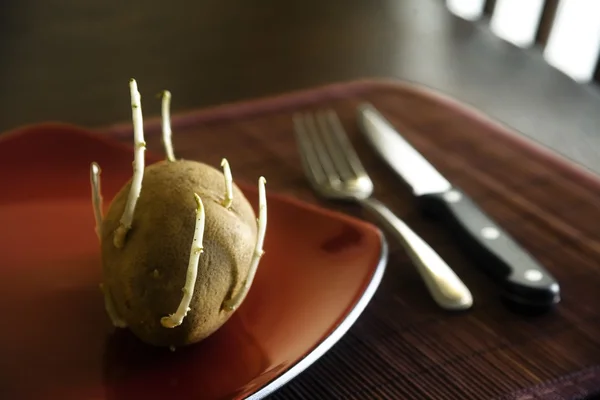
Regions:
[[293, 109, 473, 311], [357, 103, 560, 311]]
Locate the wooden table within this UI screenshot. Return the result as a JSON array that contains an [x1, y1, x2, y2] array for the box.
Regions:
[[1, 0, 599, 173]]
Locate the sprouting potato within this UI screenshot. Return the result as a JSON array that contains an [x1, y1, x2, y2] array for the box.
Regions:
[[90, 79, 267, 349]]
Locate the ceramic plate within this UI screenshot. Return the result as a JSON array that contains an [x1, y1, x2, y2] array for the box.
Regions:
[[0, 123, 387, 399]]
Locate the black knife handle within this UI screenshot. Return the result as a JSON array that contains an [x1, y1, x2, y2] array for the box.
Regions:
[[418, 188, 560, 308]]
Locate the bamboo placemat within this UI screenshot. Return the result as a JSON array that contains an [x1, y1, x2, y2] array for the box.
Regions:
[[103, 79, 600, 400]]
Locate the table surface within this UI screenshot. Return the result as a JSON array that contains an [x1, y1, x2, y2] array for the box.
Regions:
[[1, 0, 599, 174]]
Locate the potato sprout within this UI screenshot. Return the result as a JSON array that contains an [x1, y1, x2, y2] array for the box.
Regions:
[[161, 90, 176, 162], [161, 193, 206, 328], [221, 158, 233, 209], [90, 163, 127, 328], [223, 176, 267, 311], [90, 162, 103, 239], [113, 78, 146, 248], [100, 283, 127, 328]]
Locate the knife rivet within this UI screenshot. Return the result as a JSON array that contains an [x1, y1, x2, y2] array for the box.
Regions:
[[524, 269, 543, 282], [481, 227, 500, 240], [444, 190, 462, 203]]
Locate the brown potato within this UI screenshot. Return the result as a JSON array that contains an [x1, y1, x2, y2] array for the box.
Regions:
[[90, 80, 267, 349], [100, 160, 257, 347]]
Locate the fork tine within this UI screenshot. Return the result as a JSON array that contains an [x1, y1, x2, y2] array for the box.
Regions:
[[298, 112, 341, 187], [324, 109, 368, 178], [316, 110, 354, 181], [293, 114, 327, 186]]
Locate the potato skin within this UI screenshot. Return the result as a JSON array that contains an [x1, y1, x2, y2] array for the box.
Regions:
[[100, 160, 257, 347]]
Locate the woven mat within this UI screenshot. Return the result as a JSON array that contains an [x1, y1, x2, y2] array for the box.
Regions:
[[102, 79, 600, 400]]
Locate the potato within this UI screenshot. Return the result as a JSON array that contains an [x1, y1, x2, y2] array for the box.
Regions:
[[90, 80, 267, 348]]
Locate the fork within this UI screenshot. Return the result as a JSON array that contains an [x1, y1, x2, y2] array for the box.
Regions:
[[293, 109, 473, 311]]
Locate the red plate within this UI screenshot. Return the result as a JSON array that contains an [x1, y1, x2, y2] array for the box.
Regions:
[[0, 123, 387, 399]]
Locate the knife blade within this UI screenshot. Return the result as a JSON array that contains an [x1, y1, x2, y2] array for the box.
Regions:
[[357, 102, 560, 310]]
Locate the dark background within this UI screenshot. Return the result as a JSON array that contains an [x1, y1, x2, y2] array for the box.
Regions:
[[1, 0, 599, 172]]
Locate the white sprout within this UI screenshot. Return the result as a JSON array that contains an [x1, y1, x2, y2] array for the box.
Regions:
[[100, 283, 127, 328], [220, 158, 233, 209], [90, 162, 103, 239], [91, 163, 126, 327], [161, 90, 176, 162], [223, 176, 267, 311], [161, 193, 206, 328], [114, 78, 146, 248]]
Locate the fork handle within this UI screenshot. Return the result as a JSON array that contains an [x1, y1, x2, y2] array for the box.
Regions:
[[360, 198, 473, 311]]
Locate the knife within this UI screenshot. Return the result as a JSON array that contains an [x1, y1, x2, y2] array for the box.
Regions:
[[357, 103, 560, 311]]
